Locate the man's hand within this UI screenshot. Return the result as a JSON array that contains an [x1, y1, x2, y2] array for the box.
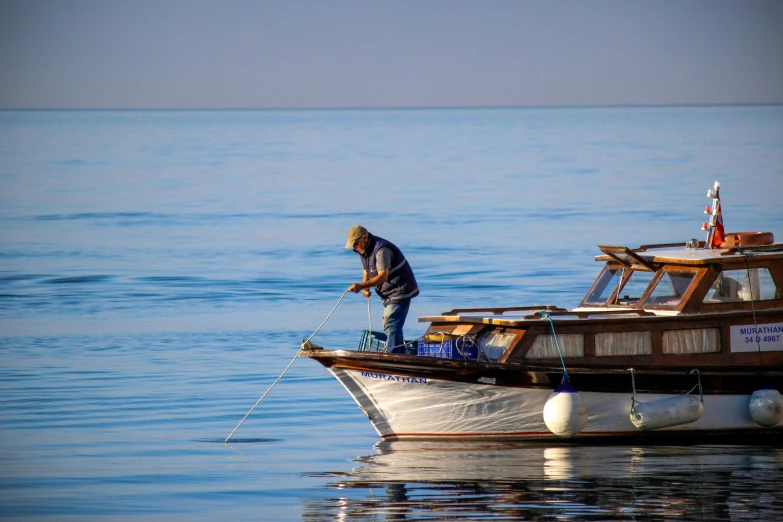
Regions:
[[348, 283, 363, 293], [362, 288, 371, 298]]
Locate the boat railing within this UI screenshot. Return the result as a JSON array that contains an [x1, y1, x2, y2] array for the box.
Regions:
[[523, 310, 655, 319], [441, 305, 566, 316], [635, 241, 700, 252], [419, 307, 655, 326], [720, 243, 783, 256]]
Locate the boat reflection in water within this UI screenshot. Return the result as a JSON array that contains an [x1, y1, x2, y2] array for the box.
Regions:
[[304, 439, 783, 520]]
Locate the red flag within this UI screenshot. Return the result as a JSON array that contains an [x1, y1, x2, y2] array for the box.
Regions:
[[711, 202, 725, 248]]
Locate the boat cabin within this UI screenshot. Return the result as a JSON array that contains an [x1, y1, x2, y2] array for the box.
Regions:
[[415, 238, 783, 370], [578, 240, 783, 314]]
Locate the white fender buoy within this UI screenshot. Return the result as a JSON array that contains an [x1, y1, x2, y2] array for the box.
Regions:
[[630, 395, 703, 431], [543, 378, 588, 437], [749, 387, 783, 428]]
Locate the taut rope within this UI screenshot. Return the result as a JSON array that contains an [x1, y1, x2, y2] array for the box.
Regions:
[[225, 288, 350, 443]]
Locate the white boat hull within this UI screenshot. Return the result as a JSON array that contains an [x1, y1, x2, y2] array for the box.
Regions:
[[330, 367, 780, 439]]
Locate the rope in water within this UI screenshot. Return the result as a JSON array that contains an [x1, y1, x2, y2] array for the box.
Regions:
[[225, 288, 350, 443]]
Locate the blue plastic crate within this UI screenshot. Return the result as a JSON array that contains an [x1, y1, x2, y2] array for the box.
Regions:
[[358, 330, 387, 352], [417, 338, 479, 360]]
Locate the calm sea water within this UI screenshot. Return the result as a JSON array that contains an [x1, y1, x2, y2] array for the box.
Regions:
[[1, 107, 782, 520]]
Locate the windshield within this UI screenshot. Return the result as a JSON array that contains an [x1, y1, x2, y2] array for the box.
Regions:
[[584, 267, 622, 304], [615, 270, 655, 305], [644, 270, 698, 307], [583, 267, 656, 306]]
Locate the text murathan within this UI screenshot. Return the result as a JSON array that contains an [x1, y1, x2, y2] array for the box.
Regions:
[[361, 371, 427, 384], [739, 325, 783, 335]]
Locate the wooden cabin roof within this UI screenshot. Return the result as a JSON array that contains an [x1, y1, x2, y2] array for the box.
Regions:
[[595, 242, 783, 267]]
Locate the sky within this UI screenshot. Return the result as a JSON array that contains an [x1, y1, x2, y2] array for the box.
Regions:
[[0, 0, 782, 109]]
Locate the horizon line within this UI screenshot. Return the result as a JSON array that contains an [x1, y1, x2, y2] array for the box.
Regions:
[[1, 102, 782, 112]]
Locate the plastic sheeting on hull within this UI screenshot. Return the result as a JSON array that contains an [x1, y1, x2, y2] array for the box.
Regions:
[[329, 368, 779, 439]]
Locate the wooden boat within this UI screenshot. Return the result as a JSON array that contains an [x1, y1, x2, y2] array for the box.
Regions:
[[302, 183, 783, 440]]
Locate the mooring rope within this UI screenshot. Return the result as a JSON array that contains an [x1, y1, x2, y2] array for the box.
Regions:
[[540, 311, 570, 382], [739, 249, 764, 373], [367, 295, 372, 336], [225, 288, 350, 443]]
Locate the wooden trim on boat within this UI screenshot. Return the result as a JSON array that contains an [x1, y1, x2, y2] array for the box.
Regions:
[[302, 349, 783, 394], [497, 328, 527, 364], [679, 266, 719, 314], [418, 315, 528, 327], [645, 266, 707, 312], [423, 309, 783, 367], [594, 243, 783, 265], [422, 307, 782, 329], [599, 245, 660, 271]]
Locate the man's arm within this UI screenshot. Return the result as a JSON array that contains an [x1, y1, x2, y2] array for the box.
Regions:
[[349, 247, 392, 295], [349, 269, 388, 294], [360, 270, 371, 297]]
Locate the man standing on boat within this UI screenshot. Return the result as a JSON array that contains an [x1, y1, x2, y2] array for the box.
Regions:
[[346, 225, 419, 352]]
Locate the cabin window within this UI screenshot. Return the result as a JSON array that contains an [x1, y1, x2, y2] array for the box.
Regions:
[[702, 268, 781, 303], [595, 332, 653, 356], [584, 267, 657, 306], [662, 328, 720, 354], [526, 334, 584, 358], [479, 331, 516, 361], [615, 269, 656, 305], [584, 267, 622, 304], [644, 270, 698, 307]]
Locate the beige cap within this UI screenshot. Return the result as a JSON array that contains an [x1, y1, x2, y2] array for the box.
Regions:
[[345, 225, 368, 249]]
